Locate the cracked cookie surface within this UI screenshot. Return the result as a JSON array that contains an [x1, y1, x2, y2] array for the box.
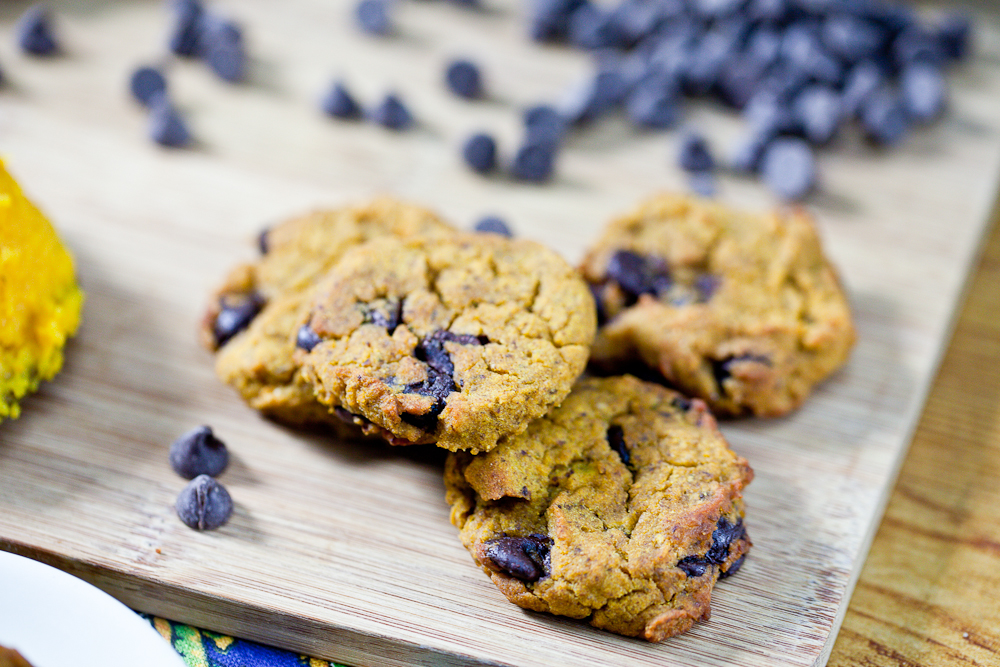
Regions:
[[444, 375, 753, 641], [201, 199, 453, 428], [299, 232, 596, 453], [581, 193, 855, 417]]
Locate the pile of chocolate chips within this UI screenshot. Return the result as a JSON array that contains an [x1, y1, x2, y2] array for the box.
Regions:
[[513, 0, 972, 198]]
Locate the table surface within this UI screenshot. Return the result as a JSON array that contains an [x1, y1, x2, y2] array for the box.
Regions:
[[828, 198, 1000, 666]]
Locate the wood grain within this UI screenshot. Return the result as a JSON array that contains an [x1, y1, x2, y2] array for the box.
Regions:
[[1, 1, 1000, 666], [827, 196, 1000, 666]]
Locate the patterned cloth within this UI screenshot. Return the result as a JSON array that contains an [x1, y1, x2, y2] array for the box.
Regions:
[[141, 614, 348, 667]]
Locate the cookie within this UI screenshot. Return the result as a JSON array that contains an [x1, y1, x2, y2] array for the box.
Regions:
[[580, 193, 855, 417], [202, 199, 453, 427], [298, 232, 596, 453], [445, 375, 753, 641], [0, 160, 85, 422]]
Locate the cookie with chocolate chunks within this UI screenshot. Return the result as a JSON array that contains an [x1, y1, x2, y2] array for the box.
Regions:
[[445, 375, 753, 641], [581, 193, 855, 417], [298, 232, 596, 453], [201, 199, 454, 429]]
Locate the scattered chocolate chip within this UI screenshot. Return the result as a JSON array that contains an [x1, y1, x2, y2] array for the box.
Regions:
[[257, 227, 270, 254], [462, 133, 498, 174], [321, 81, 363, 119], [841, 61, 884, 119], [483, 534, 552, 581], [370, 93, 413, 130], [793, 85, 842, 146], [937, 12, 972, 61], [626, 76, 681, 129], [711, 353, 771, 390], [296, 324, 321, 351], [474, 216, 512, 237], [820, 15, 887, 64], [367, 300, 403, 332], [148, 95, 192, 148], [213, 291, 265, 347], [445, 59, 483, 99], [129, 66, 167, 107], [355, 0, 392, 36], [900, 62, 946, 125], [511, 142, 556, 183], [523, 104, 567, 147], [168, 0, 203, 57], [678, 132, 714, 173], [528, 0, 585, 42], [860, 88, 909, 146], [688, 171, 716, 197], [16, 5, 59, 56], [201, 16, 246, 83], [606, 424, 630, 466], [169, 425, 230, 479], [761, 137, 816, 201], [176, 474, 234, 531]]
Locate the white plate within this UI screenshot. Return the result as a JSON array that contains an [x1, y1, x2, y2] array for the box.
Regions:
[[0, 552, 186, 667]]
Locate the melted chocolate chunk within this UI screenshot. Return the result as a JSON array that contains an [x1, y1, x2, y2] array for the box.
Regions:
[[296, 324, 321, 351], [213, 292, 265, 347], [402, 331, 487, 430], [483, 534, 553, 582], [605, 250, 672, 303], [676, 517, 747, 577], [719, 554, 746, 579], [711, 354, 772, 389], [606, 424, 630, 466]]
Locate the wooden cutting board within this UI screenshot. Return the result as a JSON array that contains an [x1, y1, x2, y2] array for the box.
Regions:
[[2, 1, 1000, 665]]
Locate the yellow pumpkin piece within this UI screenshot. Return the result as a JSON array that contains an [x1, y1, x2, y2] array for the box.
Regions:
[[0, 159, 84, 421]]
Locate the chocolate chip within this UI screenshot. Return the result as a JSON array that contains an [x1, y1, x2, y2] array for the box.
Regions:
[[678, 132, 714, 173], [168, 0, 203, 57], [148, 95, 192, 148], [296, 324, 321, 351], [568, 4, 620, 50], [937, 12, 972, 61], [821, 15, 887, 64], [860, 88, 909, 146], [688, 171, 716, 197], [355, 0, 392, 36], [729, 130, 771, 175], [370, 93, 413, 130], [176, 474, 234, 531], [793, 85, 842, 146], [605, 250, 671, 301], [320, 81, 361, 119], [528, 0, 585, 42], [213, 291, 265, 347], [200, 15, 246, 82], [761, 137, 816, 201], [606, 424, 630, 466], [17, 5, 59, 56], [445, 59, 483, 99], [694, 274, 720, 301], [367, 300, 403, 332], [676, 517, 747, 577], [841, 61, 884, 119], [483, 534, 552, 581], [257, 227, 270, 254], [559, 69, 628, 125], [169, 425, 230, 479], [625, 76, 681, 129], [522, 104, 567, 147], [711, 353, 771, 390], [901, 62, 946, 125], [719, 554, 745, 579], [511, 142, 556, 183], [402, 331, 485, 429], [474, 216, 512, 237], [670, 395, 693, 412], [129, 66, 167, 107], [462, 133, 498, 174]]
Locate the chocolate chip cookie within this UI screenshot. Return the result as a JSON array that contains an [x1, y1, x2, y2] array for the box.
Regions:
[[445, 375, 753, 641], [581, 193, 855, 417], [202, 199, 454, 427], [298, 232, 596, 453]]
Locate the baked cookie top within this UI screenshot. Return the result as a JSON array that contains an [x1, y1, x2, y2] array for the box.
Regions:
[[298, 232, 596, 453], [581, 193, 855, 417], [445, 375, 753, 641], [201, 199, 453, 428]]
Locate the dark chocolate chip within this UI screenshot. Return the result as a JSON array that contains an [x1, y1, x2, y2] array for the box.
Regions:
[[568, 4, 621, 50], [900, 62, 946, 125], [474, 216, 512, 237], [169, 425, 230, 479], [355, 0, 392, 36], [761, 137, 816, 201], [892, 26, 946, 68], [625, 76, 681, 129], [793, 85, 843, 146], [719, 554, 745, 579], [676, 517, 747, 577], [462, 133, 498, 174], [511, 142, 556, 183], [17, 5, 59, 56], [213, 291, 265, 347], [711, 354, 771, 390], [257, 227, 270, 254], [445, 59, 483, 99], [729, 131, 772, 175], [606, 250, 671, 301], [860, 88, 909, 146], [937, 12, 972, 61], [400, 398, 447, 430], [677, 555, 708, 577], [168, 0, 203, 57], [688, 172, 716, 197], [296, 324, 321, 351], [370, 93, 414, 130], [148, 95, 192, 148], [523, 104, 567, 147], [694, 274, 720, 301], [483, 534, 552, 581], [606, 424, 630, 466], [841, 61, 884, 119], [402, 331, 486, 429], [527, 0, 585, 42], [176, 474, 234, 531], [367, 300, 403, 332], [678, 132, 714, 173], [321, 81, 363, 119], [201, 15, 246, 82], [821, 15, 887, 64], [670, 395, 693, 412], [129, 66, 167, 107]]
